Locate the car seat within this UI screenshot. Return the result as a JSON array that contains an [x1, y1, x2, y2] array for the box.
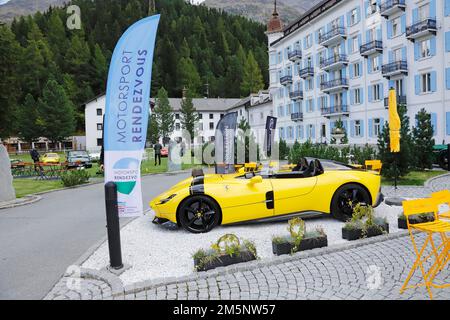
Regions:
[[292, 157, 308, 172]]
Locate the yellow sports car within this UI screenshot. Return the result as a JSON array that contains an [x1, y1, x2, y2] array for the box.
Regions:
[[150, 159, 384, 233], [41, 153, 61, 164]]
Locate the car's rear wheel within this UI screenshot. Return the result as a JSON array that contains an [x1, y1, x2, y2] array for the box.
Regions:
[[331, 184, 371, 222], [178, 196, 221, 233]]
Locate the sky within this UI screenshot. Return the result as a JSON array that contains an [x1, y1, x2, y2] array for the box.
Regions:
[[0, 0, 10, 5]]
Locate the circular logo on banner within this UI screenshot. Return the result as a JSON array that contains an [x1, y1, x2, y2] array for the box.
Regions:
[[113, 158, 140, 195]]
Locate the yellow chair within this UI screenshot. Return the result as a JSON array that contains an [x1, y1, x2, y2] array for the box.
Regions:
[[431, 190, 450, 219], [400, 198, 450, 299], [365, 160, 382, 173]]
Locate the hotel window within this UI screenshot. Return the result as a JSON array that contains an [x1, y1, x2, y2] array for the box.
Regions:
[[351, 36, 359, 54], [307, 99, 314, 112], [393, 48, 402, 62], [270, 53, 277, 66], [288, 126, 294, 139], [320, 96, 327, 110], [355, 120, 361, 137], [96, 108, 102, 116], [421, 73, 432, 93], [198, 123, 203, 131], [306, 34, 313, 48], [371, 55, 380, 72], [373, 84, 382, 101], [175, 113, 180, 119], [97, 138, 103, 147], [321, 124, 326, 138], [392, 17, 401, 37], [209, 122, 214, 130], [353, 62, 361, 78], [307, 78, 313, 91], [306, 56, 313, 68], [175, 123, 180, 131], [97, 123, 103, 131], [250, 114, 254, 124], [198, 113, 203, 119], [367, 0, 378, 15], [419, 39, 431, 58], [350, 8, 358, 26], [278, 105, 284, 117], [277, 51, 282, 63], [331, 18, 340, 30], [308, 125, 314, 139], [320, 74, 327, 85], [270, 71, 277, 84], [354, 88, 362, 104], [260, 112, 264, 119], [209, 113, 214, 119], [373, 118, 381, 136], [318, 51, 325, 65], [318, 27, 325, 40], [419, 3, 429, 21]]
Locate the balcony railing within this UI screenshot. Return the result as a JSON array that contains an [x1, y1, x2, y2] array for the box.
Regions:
[[382, 61, 408, 77], [291, 112, 304, 122], [288, 49, 302, 61], [280, 75, 293, 85], [406, 19, 437, 40], [321, 105, 349, 116], [380, 0, 406, 17], [320, 78, 349, 92], [384, 95, 407, 107], [319, 27, 347, 46], [320, 54, 348, 70], [360, 40, 383, 56], [289, 90, 303, 101], [299, 67, 314, 78]]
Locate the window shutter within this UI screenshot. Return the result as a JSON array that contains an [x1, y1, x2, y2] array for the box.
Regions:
[[387, 21, 393, 39], [369, 119, 373, 137], [311, 125, 316, 139], [414, 42, 420, 60], [401, 15, 406, 34], [311, 99, 315, 112], [347, 11, 352, 27], [389, 51, 394, 63], [368, 85, 373, 102], [413, 8, 419, 23], [446, 0, 450, 16], [340, 15, 345, 27], [350, 121, 355, 138], [446, 112, 450, 135], [360, 87, 364, 104], [358, 34, 362, 47], [350, 64, 354, 78], [378, 55, 383, 69], [361, 120, 365, 137], [431, 113, 437, 136], [356, 6, 361, 23], [446, 32, 450, 52], [380, 118, 385, 133], [368, 58, 372, 74], [402, 47, 407, 61], [430, 71, 437, 92], [446, 68, 450, 90], [350, 89, 355, 105], [364, 1, 369, 18], [429, 0, 436, 19], [377, 27, 382, 41], [380, 83, 384, 100], [415, 75, 421, 95], [430, 37, 436, 56]]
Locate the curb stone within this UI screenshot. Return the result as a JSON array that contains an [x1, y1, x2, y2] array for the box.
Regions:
[[0, 195, 42, 210], [424, 172, 450, 191]]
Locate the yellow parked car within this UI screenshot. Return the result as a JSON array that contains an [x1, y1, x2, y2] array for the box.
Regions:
[[41, 153, 61, 164], [150, 158, 384, 233]]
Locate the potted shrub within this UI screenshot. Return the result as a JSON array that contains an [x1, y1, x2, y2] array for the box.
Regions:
[[342, 203, 389, 241], [193, 234, 258, 272], [272, 218, 327, 256], [397, 212, 435, 229]]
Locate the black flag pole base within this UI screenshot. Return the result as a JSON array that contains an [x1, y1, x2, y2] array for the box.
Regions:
[[385, 196, 406, 207], [105, 263, 131, 276]]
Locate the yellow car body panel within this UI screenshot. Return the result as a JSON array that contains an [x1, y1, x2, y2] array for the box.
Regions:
[[150, 165, 382, 226], [41, 153, 61, 164]]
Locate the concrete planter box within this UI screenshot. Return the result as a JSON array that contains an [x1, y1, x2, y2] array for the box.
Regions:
[[398, 213, 435, 230], [194, 250, 256, 272], [342, 222, 389, 241], [272, 235, 328, 256]]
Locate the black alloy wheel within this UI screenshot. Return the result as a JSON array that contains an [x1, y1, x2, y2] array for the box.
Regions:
[[331, 183, 371, 222], [178, 196, 221, 233]]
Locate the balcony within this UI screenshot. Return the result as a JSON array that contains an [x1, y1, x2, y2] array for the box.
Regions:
[[360, 40, 383, 57], [384, 95, 407, 108], [288, 49, 302, 62], [291, 112, 304, 122], [319, 27, 347, 47], [382, 61, 408, 78], [406, 19, 437, 41], [289, 90, 303, 101], [299, 67, 314, 79], [320, 78, 349, 94], [321, 105, 349, 118], [280, 75, 293, 86], [320, 54, 348, 71], [380, 0, 406, 18]]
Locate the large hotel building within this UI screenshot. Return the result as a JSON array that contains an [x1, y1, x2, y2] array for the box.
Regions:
[[266, 0, 450, 145]]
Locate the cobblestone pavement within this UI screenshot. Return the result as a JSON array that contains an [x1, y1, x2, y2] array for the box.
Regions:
[[382, 173, 450, 199], [45, 233, 450, 300], [427, 173, 450, 193]]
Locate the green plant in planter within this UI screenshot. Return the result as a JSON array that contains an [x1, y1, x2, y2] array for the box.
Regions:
[[343, 203, 387, 237], [288, 217, 305, 254], [60, 169, 90, 187], [211, 233, 241, 257]]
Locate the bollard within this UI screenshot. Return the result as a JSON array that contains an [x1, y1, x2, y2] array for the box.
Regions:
[[104, 181, 123, 269]]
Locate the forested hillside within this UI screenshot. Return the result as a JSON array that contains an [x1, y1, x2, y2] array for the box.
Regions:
[[0, 0, 268, 138]]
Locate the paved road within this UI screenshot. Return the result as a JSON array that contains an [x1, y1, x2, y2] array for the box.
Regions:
[[0, 172, 190, 300]]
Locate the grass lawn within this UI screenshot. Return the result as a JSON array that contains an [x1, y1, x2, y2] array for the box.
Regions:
[[381, 170, 447, 186], [13, 179, 64, 198]]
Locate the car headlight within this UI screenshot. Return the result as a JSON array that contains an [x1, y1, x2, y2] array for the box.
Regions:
[[159, 194, 176, 204]]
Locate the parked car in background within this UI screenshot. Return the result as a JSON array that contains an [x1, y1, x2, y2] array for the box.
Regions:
[[66, 150, 92, 168], [89, 151, 101, 162], [433, 144, 449, 170], [41, 153, 61, 164]]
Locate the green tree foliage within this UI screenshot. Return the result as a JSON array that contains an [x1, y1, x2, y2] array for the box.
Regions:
[[241, 51, 264, 96], [180, 90, 199, 142], [154, 87, 174, 145], [38, 79, 76, 143], [412, 108, 435, 170], [3, 0, 268, 138], [15, 94, 42, 144], [377, 104, 414, 179], [147, 113, 160, 145], [235, 118, 259, 163]]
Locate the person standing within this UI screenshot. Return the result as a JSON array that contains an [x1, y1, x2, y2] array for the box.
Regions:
[[30, 148, 40, 171], [154, 141, 162, 166]]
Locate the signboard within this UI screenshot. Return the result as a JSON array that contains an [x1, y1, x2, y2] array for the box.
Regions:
[[214, 112, 238, 174], [264, 116, 277, 157], [103, 15, 160, 217]]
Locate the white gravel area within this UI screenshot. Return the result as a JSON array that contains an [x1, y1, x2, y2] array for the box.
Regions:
[[82, 203, 403, 285]]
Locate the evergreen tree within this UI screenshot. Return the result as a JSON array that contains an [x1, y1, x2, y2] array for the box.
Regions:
[[377, 104, 414, 179], [16, 94, 42, 144], [147, 113, 160, 145], [180, 89, 199, 142], [177, 57, 202, 96], [91, 44, 108, 92], [241, 51, 264, 96], [154, 87, 174, 145], [38, 80, 75, 143], [0, 26, 21, 138], [412, 108, 435, 170]]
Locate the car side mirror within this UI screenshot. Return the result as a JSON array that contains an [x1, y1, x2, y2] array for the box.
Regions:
[[248, 176, 263, 185]]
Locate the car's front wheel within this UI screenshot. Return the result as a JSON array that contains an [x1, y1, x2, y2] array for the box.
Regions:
[[178, 196, 221, 233], [331, 183, 371, 222]]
